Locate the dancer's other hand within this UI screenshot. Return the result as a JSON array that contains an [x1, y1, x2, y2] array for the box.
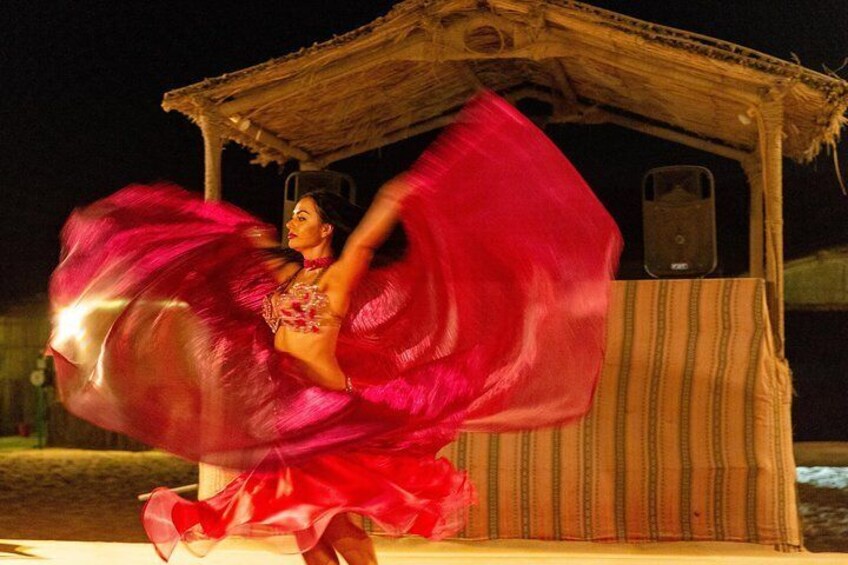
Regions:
[[243, 226, 280, 250]]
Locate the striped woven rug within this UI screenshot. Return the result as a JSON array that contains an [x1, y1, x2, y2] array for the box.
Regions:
[[363, 278, 800, 550]]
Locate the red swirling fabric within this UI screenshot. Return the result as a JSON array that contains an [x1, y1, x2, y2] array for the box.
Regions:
[[48, 91, 622, 558]]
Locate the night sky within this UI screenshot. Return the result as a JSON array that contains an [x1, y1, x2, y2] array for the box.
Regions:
[[2, 1, 848, 304]]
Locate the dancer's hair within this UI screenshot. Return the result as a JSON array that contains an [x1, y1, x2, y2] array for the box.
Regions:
[[306, 190, 368, 258], [268, 189, 407, 268]]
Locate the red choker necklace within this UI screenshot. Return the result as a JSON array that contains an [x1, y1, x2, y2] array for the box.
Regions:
[[303, 256, 335, 270]]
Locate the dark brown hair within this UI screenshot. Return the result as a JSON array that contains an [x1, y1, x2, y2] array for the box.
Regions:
[[269, 190, 407, 268]]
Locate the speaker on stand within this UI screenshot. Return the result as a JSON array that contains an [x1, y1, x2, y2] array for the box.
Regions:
[[642, 165, 717, 278], [282, 170, 357, 239]]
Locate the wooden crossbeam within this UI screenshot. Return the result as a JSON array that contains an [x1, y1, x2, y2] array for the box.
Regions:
[[225, 114, 314, 163], [317, 112, 458, 166], [572, 109, 751, 162]]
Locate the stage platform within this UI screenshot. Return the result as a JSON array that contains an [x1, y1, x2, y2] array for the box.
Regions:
[[2, 538, 846, 565]]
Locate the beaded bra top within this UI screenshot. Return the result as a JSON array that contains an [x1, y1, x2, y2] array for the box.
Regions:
[[262, 266, 343, 334]]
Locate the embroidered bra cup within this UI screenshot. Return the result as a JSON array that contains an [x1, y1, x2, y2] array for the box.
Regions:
[[262, 268, 343, 333]]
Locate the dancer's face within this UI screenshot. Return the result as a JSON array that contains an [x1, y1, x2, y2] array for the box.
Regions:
[[285, 197, 332, 252]]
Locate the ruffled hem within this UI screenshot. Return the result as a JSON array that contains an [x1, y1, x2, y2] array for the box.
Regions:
[[141, 450, 476, 561]]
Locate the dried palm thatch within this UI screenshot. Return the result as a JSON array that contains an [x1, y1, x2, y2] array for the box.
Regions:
[[163, 0, 848, 169]]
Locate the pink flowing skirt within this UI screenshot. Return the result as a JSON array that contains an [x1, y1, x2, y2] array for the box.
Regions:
[[143, 450, 475, 560]]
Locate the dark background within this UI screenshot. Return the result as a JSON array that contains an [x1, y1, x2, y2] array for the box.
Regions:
[[2, 1, 846, 438]]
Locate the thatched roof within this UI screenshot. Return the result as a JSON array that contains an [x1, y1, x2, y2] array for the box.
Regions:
[[162, 0, 848, 168]]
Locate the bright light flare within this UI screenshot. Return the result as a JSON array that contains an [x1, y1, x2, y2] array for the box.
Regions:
[[53, 298, 190, 349], [54, 303, 89, 345]]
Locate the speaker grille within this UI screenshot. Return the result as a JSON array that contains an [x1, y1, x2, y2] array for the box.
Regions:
[[642, 166, 717, 278]]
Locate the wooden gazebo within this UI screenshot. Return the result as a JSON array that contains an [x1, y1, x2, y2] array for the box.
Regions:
[[163, 0, 848, 550], [162, 0, 848, 358]]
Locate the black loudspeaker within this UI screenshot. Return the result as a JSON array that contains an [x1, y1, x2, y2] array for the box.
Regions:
[[642, 166, 717, 278], [282, 170, 357, 237]]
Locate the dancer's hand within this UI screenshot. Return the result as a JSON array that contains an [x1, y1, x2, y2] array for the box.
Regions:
[[377, 174, 412, 206], [243, 226, 279, 249]]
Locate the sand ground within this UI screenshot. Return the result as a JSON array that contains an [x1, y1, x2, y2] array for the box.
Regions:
[[0, 448, 196, 543], [0, 444, 846, 555]]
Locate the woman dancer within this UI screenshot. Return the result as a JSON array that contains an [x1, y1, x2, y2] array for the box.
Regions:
[[48, 92, 623, 564], [241, 186, 414, 564]]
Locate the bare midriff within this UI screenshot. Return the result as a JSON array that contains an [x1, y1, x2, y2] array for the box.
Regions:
[[274, 325, 347, 391]]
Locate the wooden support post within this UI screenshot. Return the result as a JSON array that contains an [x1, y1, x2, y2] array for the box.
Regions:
[[196, 114, 226, 493], [200, 115, 223, 202], [757, 98, 786, 357], [741, 155, 765, 280]]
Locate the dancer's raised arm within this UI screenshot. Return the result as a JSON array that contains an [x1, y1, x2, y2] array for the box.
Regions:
[[332, 175, 411, 289]]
